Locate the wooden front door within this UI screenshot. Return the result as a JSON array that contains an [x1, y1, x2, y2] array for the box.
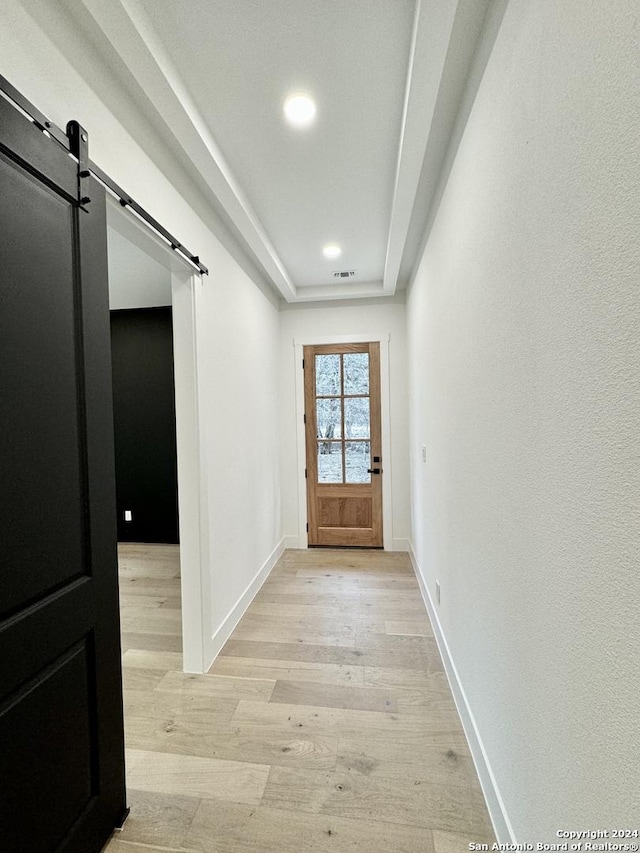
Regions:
[[304, 342, 383, 547], [0, 95, 126, 850]]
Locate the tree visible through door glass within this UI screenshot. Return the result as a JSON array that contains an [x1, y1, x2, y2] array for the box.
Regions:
[[345, 441, 370, 483], [317, 443, 343, 482], [344, 397, 370, 439], [316, 398, 342, 440], [316, 354, 341, 396], [344, 352, 369, 395]]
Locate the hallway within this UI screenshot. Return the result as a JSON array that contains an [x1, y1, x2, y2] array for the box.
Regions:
[[107, 546, 494, 852], [1, 1, 637, 845]]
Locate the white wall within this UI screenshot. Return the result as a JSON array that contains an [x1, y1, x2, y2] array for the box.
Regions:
[[1, 0, 284, 672], [107, 226, 172, 309], [279, 297, 409, 549], [407, 0, 640, 840]]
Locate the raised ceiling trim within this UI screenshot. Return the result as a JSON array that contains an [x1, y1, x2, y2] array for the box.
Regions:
[[78, 0, 298, 300], [383, 0, 460, 294], [43, 0, 480, 304]]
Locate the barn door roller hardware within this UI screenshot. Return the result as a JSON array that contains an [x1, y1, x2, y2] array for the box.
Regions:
[[66, 120, 91, 208], [88, 158, 207, 274], [0, 74, 208, 276]]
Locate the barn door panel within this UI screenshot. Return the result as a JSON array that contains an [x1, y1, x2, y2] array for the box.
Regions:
[[0, 93, 126, 852]]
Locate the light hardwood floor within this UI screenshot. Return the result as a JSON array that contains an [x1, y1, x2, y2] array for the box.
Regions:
[[105, 545, 495, 853]]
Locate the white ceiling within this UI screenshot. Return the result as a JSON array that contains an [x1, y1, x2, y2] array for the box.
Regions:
[[136, 0, 415, 293], [46, 0, 492, 302]]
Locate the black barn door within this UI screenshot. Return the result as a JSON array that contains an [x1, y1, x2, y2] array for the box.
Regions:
[[0, 96, 126, 850]]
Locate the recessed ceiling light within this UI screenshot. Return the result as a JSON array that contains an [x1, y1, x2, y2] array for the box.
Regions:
[[322, 244, 342, 260], [283, 93, 316, 127]]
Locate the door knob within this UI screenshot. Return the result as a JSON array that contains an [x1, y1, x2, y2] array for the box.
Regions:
[[367, 468, 381, 474]]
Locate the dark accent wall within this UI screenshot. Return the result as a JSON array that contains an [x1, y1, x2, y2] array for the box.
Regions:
[[110, 307, 179, 543]]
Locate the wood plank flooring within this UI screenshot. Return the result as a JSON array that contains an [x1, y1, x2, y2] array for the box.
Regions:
[[105, 545, 495, 853]]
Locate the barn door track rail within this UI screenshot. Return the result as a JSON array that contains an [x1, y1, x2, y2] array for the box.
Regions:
[[0, 74, 208, 276]]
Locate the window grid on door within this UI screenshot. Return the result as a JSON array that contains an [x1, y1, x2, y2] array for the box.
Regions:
[[315, 352, 371, 484]]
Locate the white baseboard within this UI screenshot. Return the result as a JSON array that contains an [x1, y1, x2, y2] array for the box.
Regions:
[[408, 540, 515, 844], [278, 535, 408, 551], [202, 536, 286, 671]]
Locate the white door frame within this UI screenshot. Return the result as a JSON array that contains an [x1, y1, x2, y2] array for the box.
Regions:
[[106, 198, 209, 673], [293, 333, 393, 550]]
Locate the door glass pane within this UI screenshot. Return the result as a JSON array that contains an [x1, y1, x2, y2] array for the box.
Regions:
[[316, 398, 342, 439], [345, 441, 370, 483], [317, 442, 343, 483], [344, 352, 369, 395], [344, 397, 370, 439], [315, 354, 340, 396]]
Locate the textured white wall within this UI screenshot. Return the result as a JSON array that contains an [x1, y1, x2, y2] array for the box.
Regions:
[[407, 0, 640, 839], [1, 0, 283, 672], [279, 298, 410, 548]]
